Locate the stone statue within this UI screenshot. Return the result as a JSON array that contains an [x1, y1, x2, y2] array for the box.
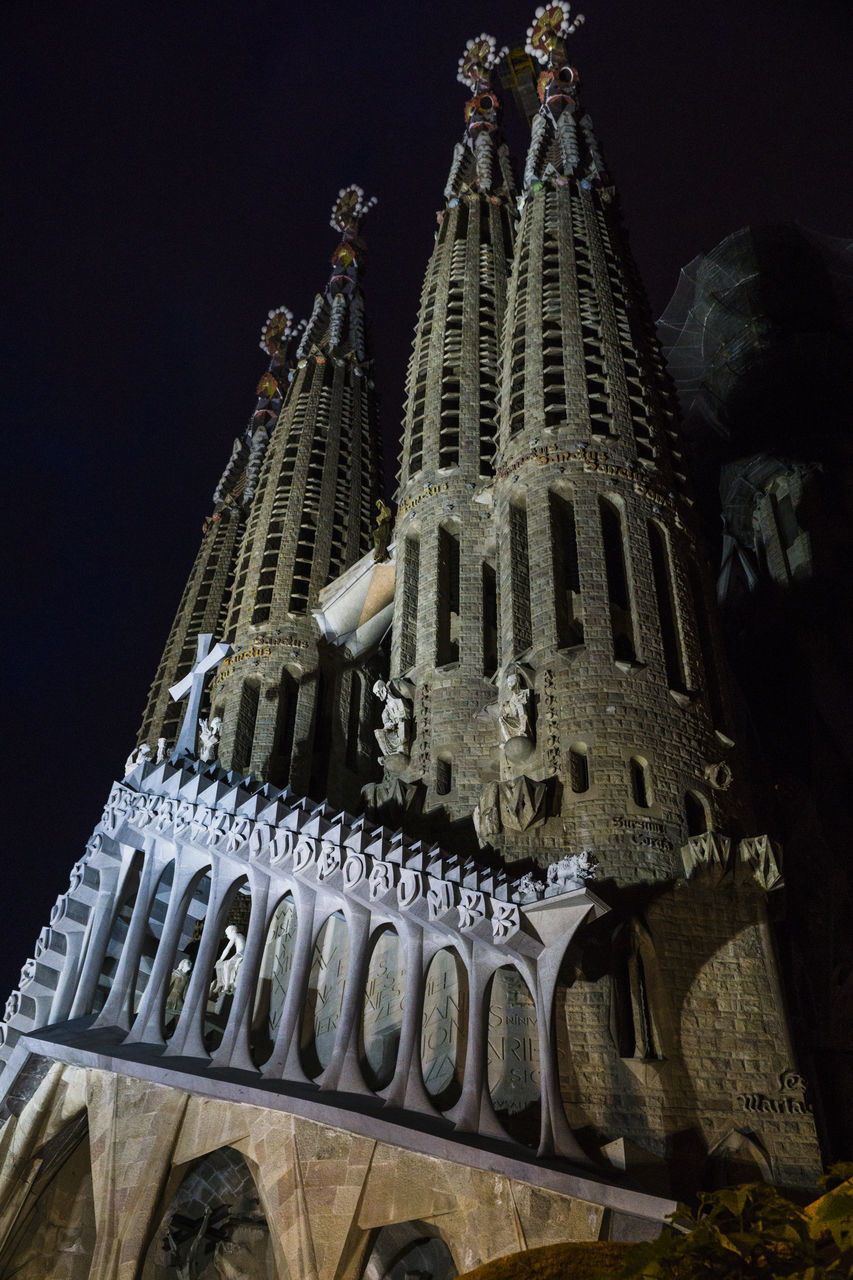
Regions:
[[498, 671, 534, 766], [156, 737, 170, 763], [166, 957, 192, 1014], [513, 872, 544, 904], [373, 498, 393, 563], [372, 679, 413, 763], [211, 926, 245, 996], [198, 716, 223, 763], [124, 742, 152, 777], [545, 850, 598, 897]]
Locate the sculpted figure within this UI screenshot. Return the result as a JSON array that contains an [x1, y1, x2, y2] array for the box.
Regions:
[[124, 742, 152, 777], [198, 716, 223, 763], [156, 737, 169, 763], [373, 498, 393, 562], [166, 957, 192, 1014], [499, 671, 532, 743], [372, 679, 413, 762], [545, 849, 598, 896], [514, 872, 544, 904], [211, 926, 245, 996]]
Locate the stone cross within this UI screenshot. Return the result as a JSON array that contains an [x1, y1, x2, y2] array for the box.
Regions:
[[169, 633, 233, 757]]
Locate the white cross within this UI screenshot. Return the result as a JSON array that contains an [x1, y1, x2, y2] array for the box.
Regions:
[[169, 633, 233, 757]]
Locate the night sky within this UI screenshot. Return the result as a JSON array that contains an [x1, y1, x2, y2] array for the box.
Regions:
[[2, 0, 850, 1000]]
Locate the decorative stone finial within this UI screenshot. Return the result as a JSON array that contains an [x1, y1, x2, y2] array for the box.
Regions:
[[259, 305, 294, 356], [329, 185, 377, 235], [525, 4, 585, 65], [456, 33, 507, 90]]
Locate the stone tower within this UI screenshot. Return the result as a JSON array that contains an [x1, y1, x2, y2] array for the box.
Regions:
[[137, 305, 297, 756], [386, 34, 517, 830], [0, 10, 828, 1279]]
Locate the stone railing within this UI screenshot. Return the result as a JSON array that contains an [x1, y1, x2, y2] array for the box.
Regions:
[[0, 757, 605, 1165]]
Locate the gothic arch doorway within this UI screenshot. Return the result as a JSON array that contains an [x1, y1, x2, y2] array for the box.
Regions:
[[362, 1220, 457, 1280], [143, 1145, 281, 1280]]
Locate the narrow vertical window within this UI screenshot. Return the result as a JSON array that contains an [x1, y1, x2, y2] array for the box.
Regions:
[[436, 525, 460, 665], [685, 791, 708, 837], [309, 672, 332, 800], [345, 672, 362, 772], [648, 521, 685, 690], [436, 757, 452, 796], [232, 681, 260, 774], [687, 560, 726, 729], [510, 499, 532, 656], [269, 671, 299, 787], [550, 489, 583, 647], [569, 744, 590, 793], [482, 561, 498, 678], [400, 534, 420, 672], [630, 756, 652, 808], [600, 498, 636, 662]]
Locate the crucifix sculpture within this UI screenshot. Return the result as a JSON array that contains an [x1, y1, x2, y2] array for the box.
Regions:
[[169, 633, 233, 758]]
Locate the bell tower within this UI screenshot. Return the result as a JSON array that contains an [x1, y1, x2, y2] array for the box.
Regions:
[[203, 189, 382, 805]]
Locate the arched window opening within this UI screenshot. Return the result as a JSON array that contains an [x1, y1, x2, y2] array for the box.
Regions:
[[630, 756, 652, 809], [550, 489, 583, 647], [600, 498, 636, 662], [345, 671, 362, 772], [436, 756, 452, 796], [269, 669, 299, 788], [232, 680, 260, 775], [648, 520, 686, 691], [162, 868, 212, 1041], [308, 670, 334, 800], [400, 534, 420, 672], [204, 881, 251, 1053], [510, 499, 532, 656], [569, 744, 590, 794], [687, 560, 726, 729], [482, 559, 498, 677], [436, 525, 460, 666], [92, 852, 143, 1016], [685, 790, 709, 838], [610, 920, 664, 1061]]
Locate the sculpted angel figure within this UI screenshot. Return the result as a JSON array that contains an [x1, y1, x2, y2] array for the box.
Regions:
[[499, 671, 532, 743], [372, 679, 413, 761], [124, 742, 152, 777], [198, 716, 223, 763], [211, 926, 245, 996]]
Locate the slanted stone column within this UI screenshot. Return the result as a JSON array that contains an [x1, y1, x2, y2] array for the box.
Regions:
[[86, 1071, 188, 1280]]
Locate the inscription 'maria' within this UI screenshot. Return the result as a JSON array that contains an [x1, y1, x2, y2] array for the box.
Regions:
[[487, 965, 541, 1148]]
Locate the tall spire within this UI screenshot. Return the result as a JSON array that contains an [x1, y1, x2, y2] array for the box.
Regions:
[[444, 34, 515, 201], [378, 36, 518, 830], [136, 304, 298, 755], [213, 189, 383, 803], [521, 4, 607, 190], [295, 185, 376, 364]]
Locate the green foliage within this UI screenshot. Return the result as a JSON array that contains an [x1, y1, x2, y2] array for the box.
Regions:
[[608, 1177, 853, 1280]]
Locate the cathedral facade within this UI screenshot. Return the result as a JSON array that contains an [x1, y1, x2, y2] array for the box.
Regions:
[[0, 8, 825, 1278]]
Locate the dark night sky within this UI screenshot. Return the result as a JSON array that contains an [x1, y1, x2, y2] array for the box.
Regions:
[[1, 0, 850, 1000]]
